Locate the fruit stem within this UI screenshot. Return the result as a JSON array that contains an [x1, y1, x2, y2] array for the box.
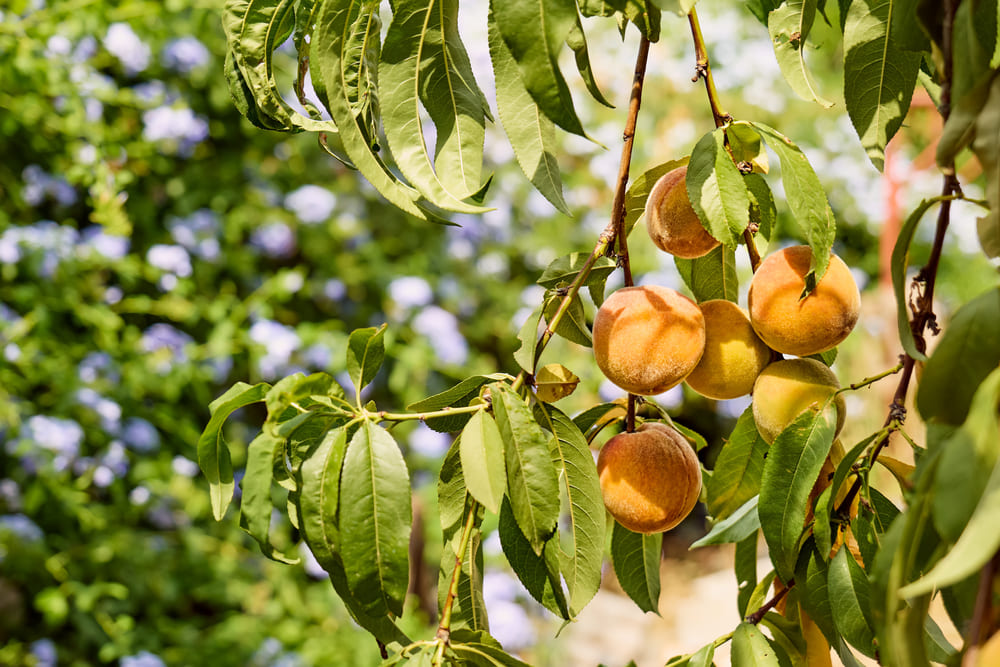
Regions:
[[433, 500, 479, 664], [687, 8, 730, 130]]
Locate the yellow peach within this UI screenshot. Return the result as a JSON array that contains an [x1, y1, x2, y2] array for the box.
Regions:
[[747, 246, 860, 357], [593, 285, 706, 395], [597, 422, 702, 534], [644, 166, 721, 259], [684, 300, 772, 400], [752, 358, 845, 444]]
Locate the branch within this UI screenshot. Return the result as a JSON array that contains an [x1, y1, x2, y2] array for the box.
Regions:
[[963, 550, 1000, 666], [433, 500, 479, 665], [746, 579, 794, 625], [687, 8, 730, 129]]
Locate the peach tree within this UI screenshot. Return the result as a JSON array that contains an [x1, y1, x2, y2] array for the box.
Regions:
[[202, 0, 1000, 664]]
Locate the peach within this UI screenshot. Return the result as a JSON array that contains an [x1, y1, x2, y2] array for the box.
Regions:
[[597, 422, 702, 534], [747, 245, 860, 357], [644, 166, 721, 259], [752, 358, 845, 444], [592, 285, 706, 395], [684, 300, 772, 400]]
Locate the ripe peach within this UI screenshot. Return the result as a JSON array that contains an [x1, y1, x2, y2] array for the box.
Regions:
[[747, 245, 860, 357], [597, 422, 702, 534], [684, 300, 772, 400], [644, 166, 721, 259], [752, 358, 845, 444], [592, 285, 706, 395]]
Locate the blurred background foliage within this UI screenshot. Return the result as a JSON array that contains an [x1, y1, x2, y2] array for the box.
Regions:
[[0, 0, 996, 666]]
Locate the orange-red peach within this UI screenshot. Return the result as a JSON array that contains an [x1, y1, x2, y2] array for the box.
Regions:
[[644, 166, 721, 259], [593, 285, 706, 395], [747, 246, 860, 357], [597, 422, 702, 534]]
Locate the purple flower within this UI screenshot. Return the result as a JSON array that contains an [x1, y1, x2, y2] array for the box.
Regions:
[[162, 37, 210, 73], [147, 244, 193, 277], [389, 276, 434, 310], [0, 514, 44, 542], [408, 423, 451, 457], [412, 306, 468, 365], [171, 456, 199, 478], [249, 319, 300, 378], [284, 185, 337, 224], [20, 415, 84, 460], [121, 417, 160, 453], [104, 23, 150, 74], [30, 639, 56, 667], [140, 323, 193, 366], [79, 227, 129, 260], [120, 651, 166, 667], [142, 106, 209, 152], [168, 209, 220, 260], [250, 222, 296, 258]]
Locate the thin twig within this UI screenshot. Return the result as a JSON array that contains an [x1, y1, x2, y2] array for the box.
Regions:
[[746, 579, 795, 625], [433, 501, 479, 665], [964, 550, 1000, 666], [687, 8, 730, 129], [835, 361, 905, 395]]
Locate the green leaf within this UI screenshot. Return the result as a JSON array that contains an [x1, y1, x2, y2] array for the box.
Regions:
[[513, 306, 544, 374], [890, 197, 952, 363], [890, 0, 931, 51], [728, 121, 770, 174], [487, 11, 569, 214], [498, 497, 571, 618], [543, 292, 592, 347], [691, 496, 760, 548], [610, 522, 662, 614], [240, 432, 298, 563], [533, 403, 606, 615], [930, 368, 1000, 542], [340, 421, 412, 617], [843, 0, 923, 171], [537, 253, 618, 289], [736, 530, 760, 616], [346, 324, 387, 394], [752, 122, 836, 283], [768, 0, 834, 107], [828, 547, 876, 658], [795, 540, 839, 647], [490, 384, 559, 554], [706, 406, 768, 520], [378, 0, 490, 211], [732, 622, 782, 666], [623, 157, 689, 239], [675, 245, 739, 303], [903, 375, 1000, 597], [438, 525, 488, 633], [972, 74, 1000, 257], [813, 435, 874, 558], [686, 128, 750, 247], [758, 405, 837, 582], [314, 0, 449, 224], [460, 410, 506, 514], [198, 382, 270, 521], [450, 642, 533, 667], [223, 0, 342, 132], [758, 612, 806, 665], [492, 0, 587, 137], [408, 373, 510, 433], [298, 428, 410, 646], [572, 401, 626, 436], [916, 287, 1000, 424], [745, 173, 777, 241], [566, 12, 614, 108], [620, 0, 662, 42]]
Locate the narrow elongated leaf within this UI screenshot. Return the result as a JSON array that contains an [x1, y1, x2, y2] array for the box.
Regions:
[[408, 373, 509, 433], [488, 10, 569, 213], [198, 382, 270, 520], [611, 522, 662, 614], [759, 612, 806, 665], [451, 642, 533, 667], [728, 122, 770, 174], [843, 0, 923, 170], [543, 292, 592, 347], [573, 401, 626, 437], [675, 245, 739, 303], [298, 428, 410, 645], [460, 410, 506, 514], [890, 197, 952, 362], [752, 122, 836, 283], [379, 0, 490, 210], [498, 497, 571, 619], [492, 0, 587, 137], [346, 324, 387, 394], [314, 0, 448, 224], [829, 547, 876, 658], [240, 431, 298, 563], [566, 13, 613, 107], [736, 530, 759, 616], [623, 157, 689, 238], [340, 421, 412, 617], [490, 384, 559, 554], [972, 75, 1000, 257], [930, 368, 1000, 542], [759, 405, 837, 582], [916, 287, 1000, 424], [768, 0, 834, 106], [223, 0, 342, 132], [732, 622, 782, 666], [686, 128, 750, 247], [813, 435, 875, 557], [706, 406, 768, 520], [691, 496, 760, 548], [534, 403, 605, 615], [439, 529, 488, 633], [513, 306, 544, 374], [744, 173, 776, 241], [796, 540, 838, 646]]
